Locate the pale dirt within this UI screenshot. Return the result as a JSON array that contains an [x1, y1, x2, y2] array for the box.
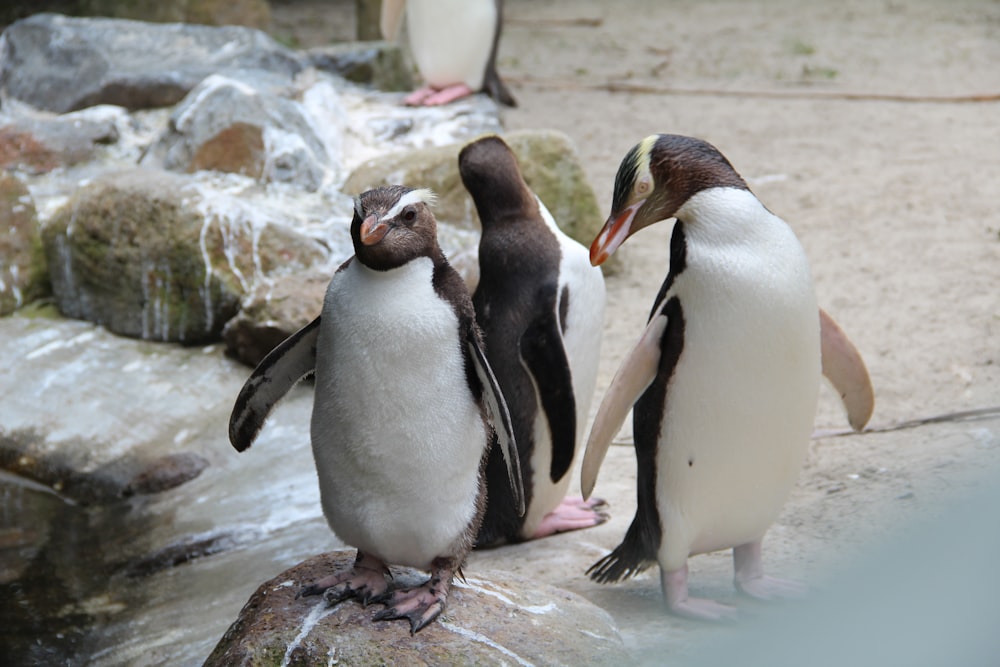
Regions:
[[272, 0, 1000, 659]]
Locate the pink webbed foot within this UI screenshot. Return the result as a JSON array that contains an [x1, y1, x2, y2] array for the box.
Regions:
[[733, 540, 806, 600], [372, 557, 457, 634], [403, 84, 474, 106], [661, 564, 738, 621], [531, 495, 610, 539], [297, 551, 390, 606]]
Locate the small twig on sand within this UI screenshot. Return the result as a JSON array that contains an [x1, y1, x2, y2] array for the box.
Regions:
[[507, 17, 604, 28], [508, 76, 1000, 104], [813, 406, 1000, 439], [610, 406, 1000, 446]]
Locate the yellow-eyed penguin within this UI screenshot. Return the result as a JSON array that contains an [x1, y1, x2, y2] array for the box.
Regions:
[[229, 185, 523, 633], [381, 0, 516, 107], [581, 134, 874, 620], [458, 135, 607, 546]]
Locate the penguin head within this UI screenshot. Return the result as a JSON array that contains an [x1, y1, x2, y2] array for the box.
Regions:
[[458, 135, 535, 223], [351, 185, 441, 271], [590, 134, 748, 265]]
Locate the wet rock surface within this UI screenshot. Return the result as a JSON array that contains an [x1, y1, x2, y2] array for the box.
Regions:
[[206, 551, 628, 667], [223, 271, 328, 367], [0, 315, 230, 503], [145, 74, 334, 190]]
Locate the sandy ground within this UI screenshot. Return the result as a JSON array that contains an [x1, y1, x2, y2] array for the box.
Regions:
[[273, 0, 1000, 659]]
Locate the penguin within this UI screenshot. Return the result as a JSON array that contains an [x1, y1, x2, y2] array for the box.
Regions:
[[381, 0, 517, 107], [458, 135, 607, 546], [229, 185, 523, 634], [580, 134, 874, 620]]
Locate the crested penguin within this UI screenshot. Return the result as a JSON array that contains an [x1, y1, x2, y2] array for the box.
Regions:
[[581, 134, 874, 619], [229, 185, 523, 633], [381, 0, 516, 107], [458, 135, 607, 546]]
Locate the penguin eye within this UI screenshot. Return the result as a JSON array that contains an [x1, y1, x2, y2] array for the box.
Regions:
[[401, 207, 417, 224], [636, 176, 652, 197]]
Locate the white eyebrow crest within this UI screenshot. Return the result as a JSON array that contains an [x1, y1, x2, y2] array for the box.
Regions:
[[384, 188, 437, 220]]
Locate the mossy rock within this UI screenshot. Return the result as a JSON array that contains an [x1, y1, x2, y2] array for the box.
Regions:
[[0, 172, 49, 315], [41, 168, 326, 344]]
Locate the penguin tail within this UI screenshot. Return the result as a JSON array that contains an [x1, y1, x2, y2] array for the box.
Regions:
[[586, 514, 658, 583], [483, 70, 517, 107]]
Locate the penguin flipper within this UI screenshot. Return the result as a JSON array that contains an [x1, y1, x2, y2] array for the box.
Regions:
[[467, 336, 525, 516], [819, 308, 875, 431], [581, 310, 668, 499], [520, 311, 576, 483], [380, 0, 406, 40], [228, 317, 321, 452]]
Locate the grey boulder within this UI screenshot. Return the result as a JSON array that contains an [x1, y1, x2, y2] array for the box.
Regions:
[[0, 13, 303, 113], [206, 550, 628, 667]]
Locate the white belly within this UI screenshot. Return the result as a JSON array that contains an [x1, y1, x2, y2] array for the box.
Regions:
[[406, 0, 496, 89], [521, 202, 607, 535], [310, 258, 485, 569], [654, 197, 821, 571]]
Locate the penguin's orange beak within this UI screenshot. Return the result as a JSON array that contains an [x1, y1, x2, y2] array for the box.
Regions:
[[590, 201, 643, 266], [360, 214, 389, 246]]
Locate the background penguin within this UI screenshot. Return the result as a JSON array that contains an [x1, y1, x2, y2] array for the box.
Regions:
[[458, 135, 607, 546], [381, 0, 516, 107], [581, 134, 874, 619], [229, 185, 523, 634]]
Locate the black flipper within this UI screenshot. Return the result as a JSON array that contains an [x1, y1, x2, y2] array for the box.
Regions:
[[588, 296, 684, 583], [520, 310, 576, 483], [228, 316, 321, 452], [467, 334, 525, 516]]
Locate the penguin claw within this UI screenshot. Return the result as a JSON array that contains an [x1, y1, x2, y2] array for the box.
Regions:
[[372, 587, 446, 634], [530, 496, 612, 539], [297, 555, 391, 605]]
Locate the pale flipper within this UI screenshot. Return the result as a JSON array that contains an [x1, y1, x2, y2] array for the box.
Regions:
[[580, 309, 668, 500], [820, 308, 875, 431], [228, 317, 320, 452], [468, 337, 525, 516]]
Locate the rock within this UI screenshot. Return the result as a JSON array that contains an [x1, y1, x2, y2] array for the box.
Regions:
[[0, 173, 48, 315], [41, 168, 330, 344], [189, 122, 266, 178], [145, 75, 334, 191], [0, 105, 121, 174], [0, 14, 303, 113], [223, 271, 329, 367], [0, 315, 234, 504], [307, 41, 415, 92], [343, 129, 605, 248], [206, 551, 628, 667], [75, 0, 272, 30], [345, 142, 472, 224]]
